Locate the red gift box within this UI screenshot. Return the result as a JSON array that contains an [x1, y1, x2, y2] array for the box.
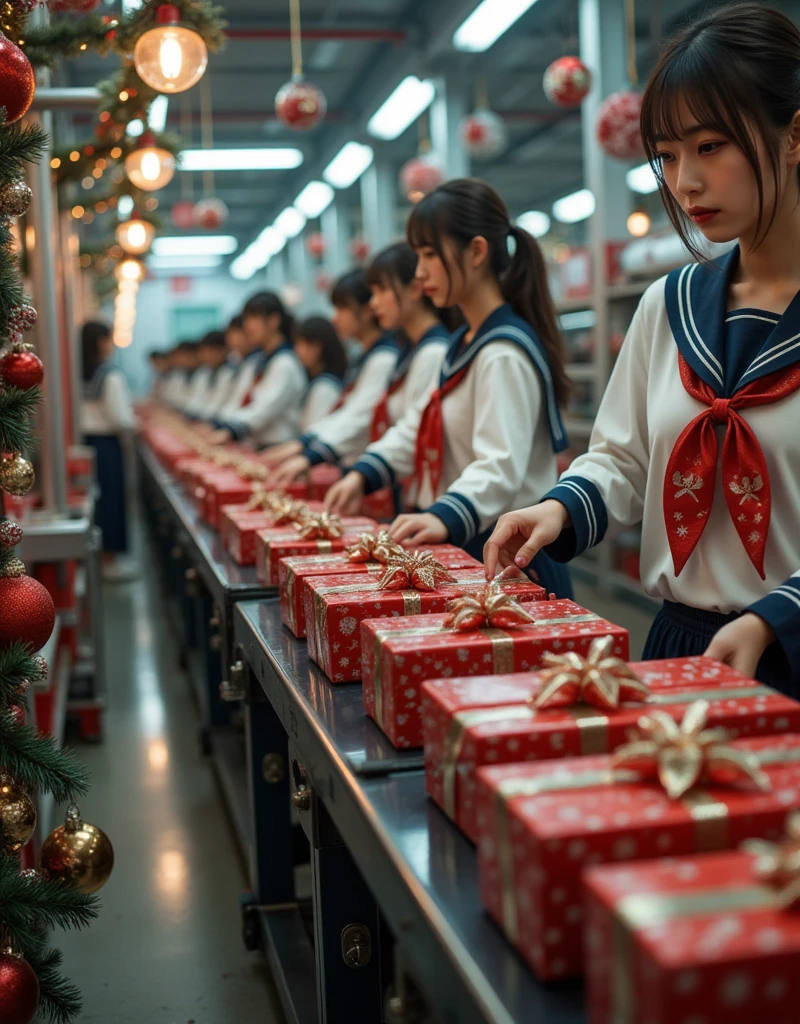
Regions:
[[585, 849, 800, 1024], [175, 457, 219, 492], [475, 733, 800, 981], [308, 464, 342, 501], [280, 544, 481, 637], [221, 501, 325, 565], [423, 657, 800, 842], [198, 471, 249, 526], [307, 574, 548, 686], [361, 487, 396, 522], [363, 599, 625, 749], [255, 518, 378, 586]]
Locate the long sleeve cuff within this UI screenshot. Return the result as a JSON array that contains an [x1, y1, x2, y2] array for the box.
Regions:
[[351, 452, 396, 495], [541, 476, 608, 562], [213, 418, 250, 440], [747, 577, 800, 682], [302, 436, 339, 467], [426, 492, 480, 548]]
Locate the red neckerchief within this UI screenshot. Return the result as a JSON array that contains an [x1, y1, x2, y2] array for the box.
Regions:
[[413, 368, 469, 494], [369, 377, 405, 442]]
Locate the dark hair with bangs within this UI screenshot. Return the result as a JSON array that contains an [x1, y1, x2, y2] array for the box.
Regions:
[[641, 3, 800, 259], [366, 241, 459, 331], [243, 290, 294, 339], [330, 268, 372, 309], [295, 315, 348, 379], [408, 178, 569, 406]]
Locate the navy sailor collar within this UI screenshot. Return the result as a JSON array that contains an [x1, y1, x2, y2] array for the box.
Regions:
[[309, 371, 343, 391], [439, 303, 569, 453], [665, 245, 800, 393], [83, 361, 115, 400], [346, 332, 400, 383], [250, 340, 295, 376], [390, 323, 450, 385]]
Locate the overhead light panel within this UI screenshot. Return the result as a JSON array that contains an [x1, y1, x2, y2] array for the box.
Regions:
[[151, 235, 238, 256], [148, 254, 224, 270], [453, 0, 539, 52], [323, 142, 374, 189], [230, 256, 258, 281], [626, 162, 659, 195], [149, 94, 169, 132], [367, 76, 436, 141], [179, 148, 304, 171], [517, 210, 551, 238], [295, 180, 334, 219], [552, 188, 596, 224], [229, 225, 288, 281], [274, 207, 306, 238]]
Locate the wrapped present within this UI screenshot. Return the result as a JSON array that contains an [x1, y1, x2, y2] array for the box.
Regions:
[[585, 821, 800, 1024], [175, 456, 219, 492], [308, 464, 342, 501], [475, 715, 800, 981], [308, 567, 548, 686], [255, 514, 378, 585], [280, 536, 480, 637], [361, 487, 397, 522], [423, 654, 800, 841], [364, 597, 625, 749], [203, 476, 309, 529], [221, 499, 324, 565]]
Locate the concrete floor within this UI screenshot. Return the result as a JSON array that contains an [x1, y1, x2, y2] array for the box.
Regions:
[[57, 532, 285, 1024]]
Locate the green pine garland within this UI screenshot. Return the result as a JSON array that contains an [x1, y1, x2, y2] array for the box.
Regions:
[[21, 14, 116, 70], [0, 386, 40, 454]]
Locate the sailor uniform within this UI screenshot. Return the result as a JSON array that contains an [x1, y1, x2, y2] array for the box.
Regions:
[[212, 342, 306, 447], [299, 373, 344, 434], [214, 348, 267, 421], [203, 359, 238, 416], [544, 247, 800, 693], [299, 334, 401, 467], [368, 324, 449, 442], [162, 369, 195, 410], [81, 364, 136, 554], [352, 304, 573, 596], [184, 361, 236, 419]]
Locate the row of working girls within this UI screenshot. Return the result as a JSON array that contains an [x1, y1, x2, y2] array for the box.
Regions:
[[163, 178, 574, 597]]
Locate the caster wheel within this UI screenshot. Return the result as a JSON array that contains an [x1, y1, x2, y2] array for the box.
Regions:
[[198, 726, 212, 756], [240, 893, 261, 951]]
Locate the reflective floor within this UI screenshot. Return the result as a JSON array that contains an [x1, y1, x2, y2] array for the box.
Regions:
[[58, 526, 284, 1023]]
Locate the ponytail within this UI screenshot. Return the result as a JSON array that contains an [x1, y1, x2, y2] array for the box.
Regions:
[[408, 178, 569, 406]]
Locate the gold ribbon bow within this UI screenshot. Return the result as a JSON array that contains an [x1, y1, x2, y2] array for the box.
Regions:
[[379, 550, 458, 591], [443, 584, 537, 632], [742, 813, 800, 909], [294, 512, 344, 541], [612, 699, 771, 799], [270, 497, 309, 526], [533, 635, 651, 710], [244, 488, 280, 512], [345, 531, 403, 564]]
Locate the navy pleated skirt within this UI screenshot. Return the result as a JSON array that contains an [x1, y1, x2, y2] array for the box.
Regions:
[[85, 434, 128, 554], [466, 524, 574, 601], [643, 600, 793, 698]]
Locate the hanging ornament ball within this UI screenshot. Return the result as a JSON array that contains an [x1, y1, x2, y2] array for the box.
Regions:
[[543, 56, 592, 107], [275, 77, 327, 130], [305, 232, 326, 260], [0, 453, 34, 497], [48, 0, 101, 10], [193, 198, 228, 230], [0, 34, 35, 126], [0, 573, 55, 651], [314, 270, 333, 295], [596, 90, 645, 161], [461, 110, 508, 158], [0, 776, 37, 853], [399, 156, 444, 204], [170, 201, 196, 230], [349, 236, 371, 264], [0, 520, 24, 549], [7, 301, 37, 335], [40, 805, 114, 894], [0, 951, 39, 1024], [0, 179, 32, 218], [9, 703, 25, 726]]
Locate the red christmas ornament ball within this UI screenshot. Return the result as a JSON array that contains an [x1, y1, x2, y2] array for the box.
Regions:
[[349, 236, 371, 263], [596, 90, 644, 161], [306, 232, 326, 260], [0, 575, 56, 652], [48, 0, 102, 11], [314, 270, 333, 294], [275, 78, 327, 130], [0, 35, 35, 126], [543, 56, 592, 107], [171, 201, 196, 230], [0, 351, 44, 391], [461, 110, 508, 158], [193, 198, 228, 230], [399, 156, 444, 203], [0, 952, 39, 1024]]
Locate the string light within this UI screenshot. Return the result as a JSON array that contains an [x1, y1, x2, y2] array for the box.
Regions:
[[627, 210, 651, 237], [82, 176, 94, 189], [70, 151, 80, 162], [110, 147, 122, 159], [71, 205, 85, 219], [50, 157, 61, 169], [119, 90, 129, 102]]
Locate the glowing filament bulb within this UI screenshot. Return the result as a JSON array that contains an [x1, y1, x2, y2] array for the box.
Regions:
[[140, 152, 161, 182], [159, 31, 183, 80]]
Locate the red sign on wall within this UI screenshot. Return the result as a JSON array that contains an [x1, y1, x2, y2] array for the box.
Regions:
[[170, 276, 192, 294]]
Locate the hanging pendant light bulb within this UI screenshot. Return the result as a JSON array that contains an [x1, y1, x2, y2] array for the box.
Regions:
[[133, 4, 208, 94], [124, 133, 175, 191], [116, 211, 155, 255], [114, 257, 146, 284]]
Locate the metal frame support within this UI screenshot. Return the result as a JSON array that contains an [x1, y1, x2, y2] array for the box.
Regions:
[[430, 74, 471, 180], [30, 87, 100, 111], [360, 160, 397, 252]]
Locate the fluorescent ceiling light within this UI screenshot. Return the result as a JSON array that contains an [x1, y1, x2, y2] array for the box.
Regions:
[[151, 235, 238, 256], [117, 194, 134, 219], [295, 180, 334, 219], [230, 257, 258, 281], [323, 141, 374, 189], [229, 225, 288, 280], [626, 162, 659, 195], [453, 0, 539, 52], [367, 76, 436, 141], [274, 207, 306, 238], [552, 188, 596, 224], [148, 255, 224, 270], [149, 95, 169, 133], [179, 148, 304, 172], [517, 210, 551, 238]]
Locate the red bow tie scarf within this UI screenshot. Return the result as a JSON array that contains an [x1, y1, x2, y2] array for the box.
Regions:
[[414, 368, 469, 494], [370, 377, 405, 442], [664, 354, 800, 578], [241, 368, 265, 408]]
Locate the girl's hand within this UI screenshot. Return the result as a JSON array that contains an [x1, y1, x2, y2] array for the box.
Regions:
[[483, 500, 570, 580], [389, 513, 449, 546], [262, 440, 303, 467], [268, 454, 310, 488], [704, 613, 776, 678], [325, 472, 365, 515], [207, 428, 232, 445]]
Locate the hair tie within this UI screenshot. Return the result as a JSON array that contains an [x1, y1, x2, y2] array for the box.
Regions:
[[506, 225, 518, 258]]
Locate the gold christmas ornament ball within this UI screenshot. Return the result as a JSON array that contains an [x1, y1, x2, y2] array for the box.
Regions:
[[0, 776, 36, 853], [40, 805, 114, 894], [0, 453, 34, 496], [0, 178, 32, 217]]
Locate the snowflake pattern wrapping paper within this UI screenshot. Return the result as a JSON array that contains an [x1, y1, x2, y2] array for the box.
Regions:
[[253, 518, 378, 586], [221, 501, 325, 565]]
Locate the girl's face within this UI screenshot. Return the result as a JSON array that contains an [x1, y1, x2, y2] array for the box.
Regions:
[[332, 302, 360, 342], [294, 336, 321, 373], [415, 239, 474, 308], [99, 335, 114, 361], [369, 282, 402, 330]]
